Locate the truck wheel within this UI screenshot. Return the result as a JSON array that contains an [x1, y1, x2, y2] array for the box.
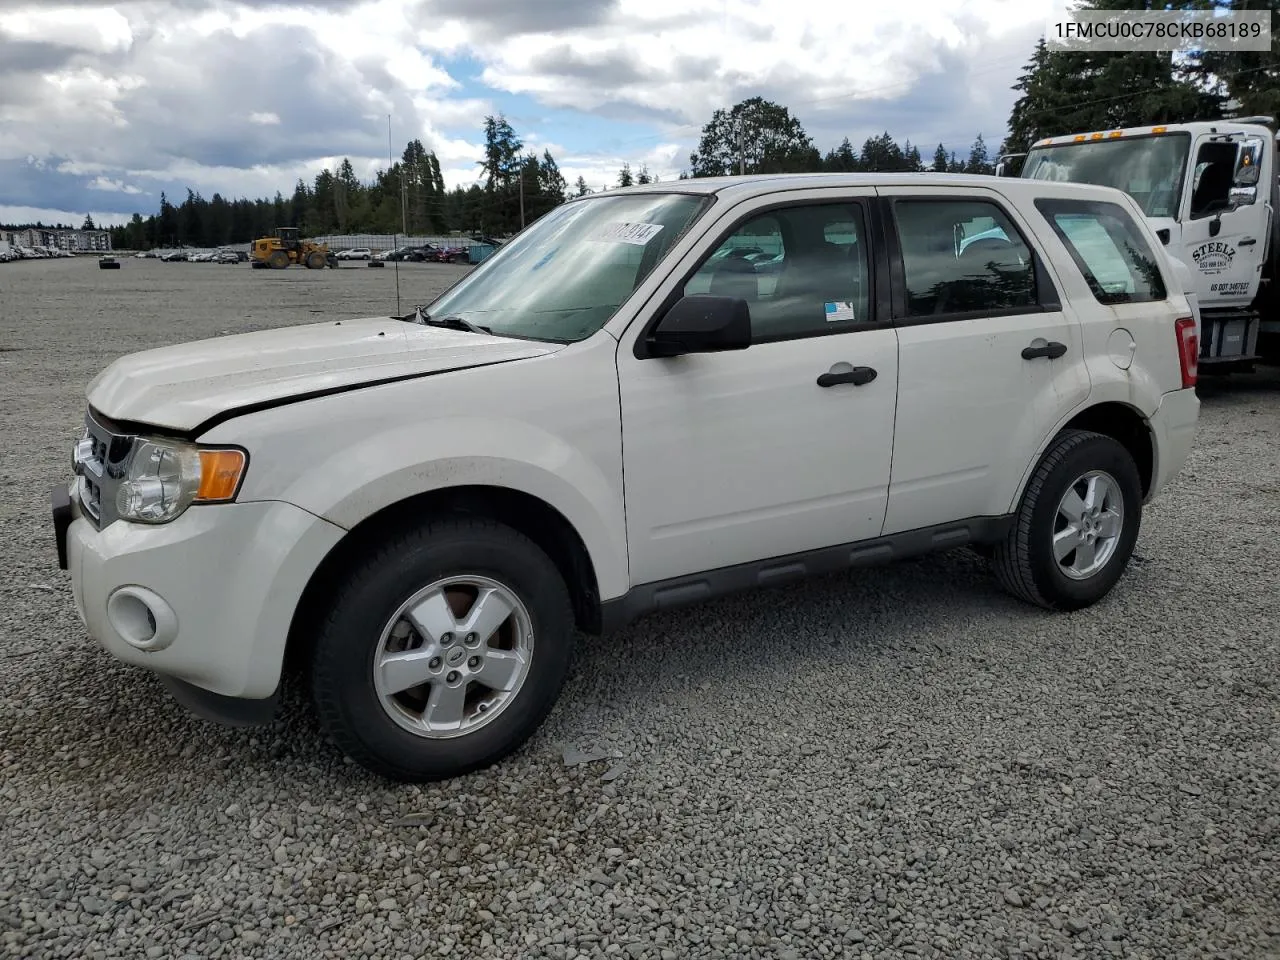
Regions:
[[310, 517, 576, 782], [268, 250, 289, 270], [992, 429, 1142, 611], [306, 252, 325, 270]]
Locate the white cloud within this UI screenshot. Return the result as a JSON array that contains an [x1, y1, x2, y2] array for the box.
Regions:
[[0, 0, 1055, 220], [0, 205, 133, 228], [87, 176, 144, 195]]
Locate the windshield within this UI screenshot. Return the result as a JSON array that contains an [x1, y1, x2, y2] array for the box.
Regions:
[[1022, 133, 1191, 219], [422, 192, 710, 342]]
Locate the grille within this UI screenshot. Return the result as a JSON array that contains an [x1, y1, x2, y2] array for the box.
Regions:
[[73, 412, 135, 530]]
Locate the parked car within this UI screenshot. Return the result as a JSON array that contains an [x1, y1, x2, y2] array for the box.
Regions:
[[379, 245, 428, 262], [337, 247, 372, 260], [431, 245, 469, 264], [51, 173, 1201, 783], [215, 249, 242, 264]]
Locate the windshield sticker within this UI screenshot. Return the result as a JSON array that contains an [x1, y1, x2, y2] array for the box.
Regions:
[[531, 247, 559, 271], [588, 221, 665, 245], [825, 301, 856, 323]]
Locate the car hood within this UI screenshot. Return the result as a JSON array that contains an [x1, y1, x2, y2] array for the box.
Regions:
[[86, 316, 565, 432]]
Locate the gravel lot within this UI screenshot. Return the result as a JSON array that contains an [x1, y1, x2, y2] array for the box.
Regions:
[[2, 255, 1278, 960]]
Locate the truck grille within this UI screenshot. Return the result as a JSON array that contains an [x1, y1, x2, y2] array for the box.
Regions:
[[72, 411, 135, 530]]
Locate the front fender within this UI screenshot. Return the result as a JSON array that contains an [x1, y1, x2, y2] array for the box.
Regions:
[[198, 354, 629, 602]]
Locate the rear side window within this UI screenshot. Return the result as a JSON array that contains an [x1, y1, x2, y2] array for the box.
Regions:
[[891, 199, 1037, 318], [1034, 198, 1166, 305]]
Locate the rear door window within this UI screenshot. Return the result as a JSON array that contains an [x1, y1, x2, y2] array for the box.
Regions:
[[891, 199, 1038, 318], [1034, 198, 1167, 304]]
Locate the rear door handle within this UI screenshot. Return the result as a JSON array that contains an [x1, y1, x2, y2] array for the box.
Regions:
[[1021, 341, 1067, 360], [817, 365, 877, 387]]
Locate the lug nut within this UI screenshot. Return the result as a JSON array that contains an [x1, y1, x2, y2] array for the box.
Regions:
[[465, 632, 478, 646], [446, 671, 460, 684], [440, 632, 454, 646], [468, 656, 481, 669], [428, 657, 442, 670]]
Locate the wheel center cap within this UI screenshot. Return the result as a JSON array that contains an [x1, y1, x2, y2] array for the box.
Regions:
[[447, 647, 466, 666]]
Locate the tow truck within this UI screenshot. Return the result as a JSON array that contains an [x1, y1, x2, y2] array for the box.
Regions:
[[997, 117, 1280, 372]]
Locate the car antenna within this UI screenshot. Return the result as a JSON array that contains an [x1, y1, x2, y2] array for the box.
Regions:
[[388, 113, 402, 317]]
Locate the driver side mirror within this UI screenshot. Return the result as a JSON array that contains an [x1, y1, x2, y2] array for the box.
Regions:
[[647, 295, 751, 357], [1233, 138, 1263, 186]]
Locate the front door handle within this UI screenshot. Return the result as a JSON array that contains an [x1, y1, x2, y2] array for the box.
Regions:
[[1239, 238, 1257, 247], [817, 365, 877, 387], [1022, 341, 1067, 360]]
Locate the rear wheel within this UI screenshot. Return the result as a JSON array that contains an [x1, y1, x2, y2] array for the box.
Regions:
[[992, 429, 1142, 611], [309, 517, 576, 782]]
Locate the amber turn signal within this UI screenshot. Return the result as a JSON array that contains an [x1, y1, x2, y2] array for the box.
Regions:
[[197, 449, 247, 501]]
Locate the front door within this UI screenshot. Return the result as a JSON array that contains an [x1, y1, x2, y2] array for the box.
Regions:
[[875, 187, 1091, 535], [1180, 135, 1272, 309], [616, 194, 899, 586]]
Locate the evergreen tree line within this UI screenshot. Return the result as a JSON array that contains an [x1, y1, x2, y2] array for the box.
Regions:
[[104, 112, 993, 250]]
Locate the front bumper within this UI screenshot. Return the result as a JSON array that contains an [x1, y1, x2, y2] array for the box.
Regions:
[[52, 485, 344, 703], [1147, 386, 1201, 501]]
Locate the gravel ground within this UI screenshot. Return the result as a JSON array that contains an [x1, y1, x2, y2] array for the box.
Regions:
[[2, 255, 1278, 960]]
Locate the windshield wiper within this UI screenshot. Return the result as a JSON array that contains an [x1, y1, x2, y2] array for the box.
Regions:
[[405, 305, 492, 335]]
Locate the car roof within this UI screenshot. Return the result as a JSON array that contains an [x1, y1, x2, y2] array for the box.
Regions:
[[585, 172, 1136, 206]]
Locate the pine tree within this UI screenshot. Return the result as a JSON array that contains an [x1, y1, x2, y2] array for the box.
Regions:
[[932, 143, 949, 172]]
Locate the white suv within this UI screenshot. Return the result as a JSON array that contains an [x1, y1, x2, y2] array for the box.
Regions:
[[51, 174, 1201, 781]]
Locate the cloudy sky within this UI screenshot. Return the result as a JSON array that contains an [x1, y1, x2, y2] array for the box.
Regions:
[[0, 0, 1063, 227]]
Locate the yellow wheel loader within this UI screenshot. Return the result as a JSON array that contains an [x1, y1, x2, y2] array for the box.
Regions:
[[249, 227, 339, 270]]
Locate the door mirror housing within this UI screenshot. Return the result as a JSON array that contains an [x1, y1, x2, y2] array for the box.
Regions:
[[647, 295, 752, 357]]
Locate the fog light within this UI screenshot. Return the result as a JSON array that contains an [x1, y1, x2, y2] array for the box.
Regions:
[[106, 586, 179, 651]]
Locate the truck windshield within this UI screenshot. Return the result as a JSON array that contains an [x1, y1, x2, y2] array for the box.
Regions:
[[1022, 133, 1191, 219], [421, 192, 710, 343]]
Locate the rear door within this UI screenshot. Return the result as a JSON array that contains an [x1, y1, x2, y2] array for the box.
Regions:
[[875, 186, 1092, 534]]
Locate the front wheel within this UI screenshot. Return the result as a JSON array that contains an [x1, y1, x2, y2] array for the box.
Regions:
[[310, 517, 576, 782], [992, 429, 1143, 611]]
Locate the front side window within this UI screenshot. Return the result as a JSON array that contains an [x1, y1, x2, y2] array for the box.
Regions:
[[1188, 141, 1238, 219], [892, 199, 1037, 318], [683, 202, 873, 340], [424, 192, 709, 342], [1034, 197, 1167, 305]]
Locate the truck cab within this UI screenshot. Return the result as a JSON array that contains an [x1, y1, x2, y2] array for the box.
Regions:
[[1000, 118, 1280, 370]]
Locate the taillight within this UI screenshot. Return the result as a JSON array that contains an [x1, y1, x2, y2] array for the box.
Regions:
[[1175, 316, 1198, 388]]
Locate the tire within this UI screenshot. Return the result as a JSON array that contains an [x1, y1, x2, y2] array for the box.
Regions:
[[309, 516, 576, 782], [268, 250, 289, 269], [306, 252, 325, 270], [992, 429, 1142, 611]]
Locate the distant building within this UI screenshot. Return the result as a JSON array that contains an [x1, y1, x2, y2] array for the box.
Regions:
[[0, 227, 111, 252]]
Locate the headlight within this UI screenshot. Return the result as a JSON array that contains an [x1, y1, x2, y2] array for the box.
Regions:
[[116, 438, 248, 524]]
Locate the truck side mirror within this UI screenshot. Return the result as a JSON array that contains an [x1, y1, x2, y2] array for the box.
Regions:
[[1209, 215, 1222, 238], [1233, 138, 1263, 186], [1229, 185, 1258, 207]]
